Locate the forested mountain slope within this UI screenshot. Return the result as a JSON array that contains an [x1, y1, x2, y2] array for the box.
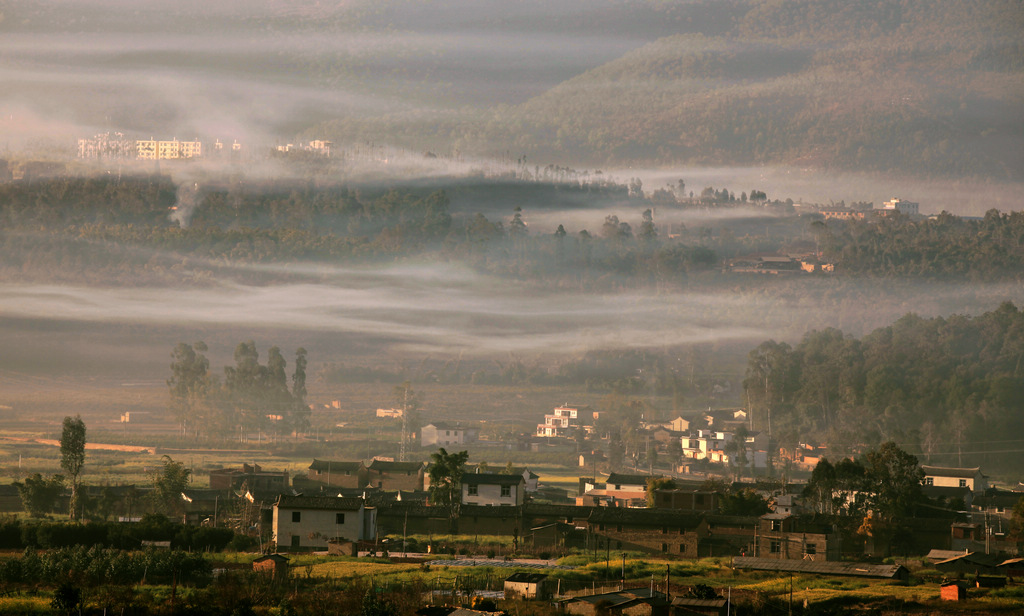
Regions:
[[477, 0, 1023, 177]]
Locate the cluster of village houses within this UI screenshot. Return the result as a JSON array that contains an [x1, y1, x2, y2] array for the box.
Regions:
[[3, 402, 1019, 612], [218, 445, 1021, 613], [175, 406, 1020, 577]]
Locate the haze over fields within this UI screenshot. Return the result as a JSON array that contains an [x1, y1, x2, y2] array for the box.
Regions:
[[0, 0, 1022, 455]]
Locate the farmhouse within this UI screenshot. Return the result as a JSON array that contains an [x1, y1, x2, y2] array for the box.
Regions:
[[272, 495, 376, 551], [461, 472, 526, 506], [306, 459, 367, 489]]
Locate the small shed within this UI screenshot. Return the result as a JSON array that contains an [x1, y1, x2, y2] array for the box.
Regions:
[[253, 554, 289, 581], [328, 538, 357, 556], [504, 572, 550, 600], [940, 582, 966, 601]]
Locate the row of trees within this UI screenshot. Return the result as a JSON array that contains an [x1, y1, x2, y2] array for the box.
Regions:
[[15, 454, 195, 520], [168, 341, 309, 438], [4, 176, 1023, 292], [820, 209, 1024, 280], [744, 302, 1024, 469]]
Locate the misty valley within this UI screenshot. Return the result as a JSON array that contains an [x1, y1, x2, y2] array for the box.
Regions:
[[0, 1, 1023, 615]]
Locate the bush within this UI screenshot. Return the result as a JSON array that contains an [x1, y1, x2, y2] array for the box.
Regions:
[[228, 534, 258, 552]]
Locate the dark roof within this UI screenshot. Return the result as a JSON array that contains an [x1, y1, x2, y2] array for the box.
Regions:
[[606, 473, 661, 487], [275, 495, 364, 511], [253, 554, 289, 563], [733, 557, 907, 579], [588, 507, 704, 528], [921, 466, 981, 479], [309, 459, 364, 472], [424, 421, 471, 431], [462, 472, 525, 486], [368, 460, 424, 473], [973, 491, 1023, 507], [934, 552, 1003, 568], [505, 572, 547, 583]]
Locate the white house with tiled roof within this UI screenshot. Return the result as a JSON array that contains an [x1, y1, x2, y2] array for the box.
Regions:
[[921, 466, 987, 494], [272, 495, 376, 551]]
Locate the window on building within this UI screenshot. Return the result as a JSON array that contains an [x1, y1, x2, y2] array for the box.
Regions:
[[771, 520, 781, 531], [599, 523, 605, 531], [468, 485, 478, 496], [662, 543, 668, 553], [501, 485, 511, 498], [770, 540, 782, 554], [959, 479, 967, 488], [679, 544, 686, 553], [925, 477, 933, 485], [336, 513, 345, 525], [696, 494, 706, 505], [292, 511, 301, 523], [805, 543, 817, 555], [291, 535, 300, 548], [662, 526, 668, 534], [616, 524, 622, 532]]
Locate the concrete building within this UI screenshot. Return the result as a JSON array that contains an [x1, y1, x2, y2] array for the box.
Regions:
[[421, 422, 479, 447], [209, 463, 289, 492], [366, 459, 425, 491], [136, 138, 202, 160], [882, 197, 919, 216], [461, 472, 526, 507], [306, 459, 368, 489], [272, 495, 375, 551], [922, 466, 988, 494]]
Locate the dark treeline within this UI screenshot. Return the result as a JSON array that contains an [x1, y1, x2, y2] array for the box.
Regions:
[[0, 515, 233, 552], [2, 175, 1023, 290], [821, 210, 1024, 279], [744, 302, 1024, 469]]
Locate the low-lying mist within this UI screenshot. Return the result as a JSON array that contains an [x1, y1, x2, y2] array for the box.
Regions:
[[1, 260, 1020, 380]]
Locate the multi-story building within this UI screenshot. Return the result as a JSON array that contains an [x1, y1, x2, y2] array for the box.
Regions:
[[882, 197, 920, 216], [366, 459, 425, 491], [421, 422, 479, 447], [272, 495, 375, 551], [922, 466, 988, 494], [306, 459, 368, 489], [461, 472, 526, 506], [137, 138, 202, 160], [536, 404, 598, 437]]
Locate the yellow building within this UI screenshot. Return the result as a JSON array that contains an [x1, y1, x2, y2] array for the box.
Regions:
[[136, 138, 202, 160]]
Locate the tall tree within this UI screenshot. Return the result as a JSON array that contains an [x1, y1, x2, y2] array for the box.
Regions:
[[150, 455, 193, 517], [428, 448, 469, 532], [167, 342, 210, 435], [291, 347, 310, 434], [60, 415, 86, 521]]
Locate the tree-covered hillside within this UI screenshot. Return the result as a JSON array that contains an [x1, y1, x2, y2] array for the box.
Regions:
[[745, 302, 1024, 470], [465, 0, 1023, 177]]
